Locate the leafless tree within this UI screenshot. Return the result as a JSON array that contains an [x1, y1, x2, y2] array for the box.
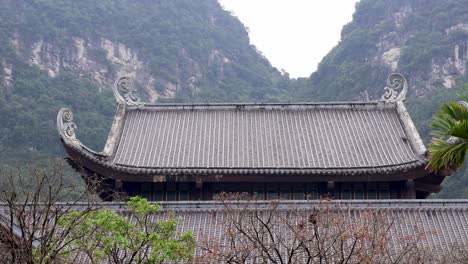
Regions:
[[199, 193, 437, 264], [0, 160, 102, 263], [0, 161, 195, 264]]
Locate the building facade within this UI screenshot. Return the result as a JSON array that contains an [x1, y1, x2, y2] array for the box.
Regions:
[[57, 74, 448, 201]]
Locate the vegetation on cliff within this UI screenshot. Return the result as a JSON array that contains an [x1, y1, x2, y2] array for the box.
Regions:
[[296, 0, 468, 101], [0, 0, 290, 163], [0, 0, 467, 197]]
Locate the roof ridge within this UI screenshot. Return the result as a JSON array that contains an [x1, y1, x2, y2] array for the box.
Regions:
[[16, 199, 467, 209], [127, 101, 397, 110]]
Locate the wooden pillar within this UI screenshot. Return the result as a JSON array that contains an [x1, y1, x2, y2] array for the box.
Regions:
[[192, 179, 204, 200], [115, 180, 123, 191], [202, 183, 212, 200], [402, 180, 416, 199], [195, 177, 203, 189], [326, 181, 335, 198]]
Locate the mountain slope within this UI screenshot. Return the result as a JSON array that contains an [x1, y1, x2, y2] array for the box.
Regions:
[[2, 0, 291, 102], [0, 0, 290, 162], [297, 0, 468, 102], [294, 0, 468, 198], [1, 0, 468, 198]]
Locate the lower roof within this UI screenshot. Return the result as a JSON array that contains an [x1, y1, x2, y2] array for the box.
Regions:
[[112, 199, 468, 262], [12, 199, 467, 263]]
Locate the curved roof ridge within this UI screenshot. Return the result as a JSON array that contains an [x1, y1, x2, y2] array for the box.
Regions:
[[131, 101, 394, 110], [57, 73, 434, 185]]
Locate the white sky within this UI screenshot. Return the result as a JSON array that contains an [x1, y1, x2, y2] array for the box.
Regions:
[[218, 0, 359, 78]]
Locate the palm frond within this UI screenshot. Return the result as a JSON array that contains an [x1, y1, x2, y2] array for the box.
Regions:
[[427, 138, 468, 171], [448, 120, 468, 139], [428, 101, 468, 171], [429, 101, 468, 138]]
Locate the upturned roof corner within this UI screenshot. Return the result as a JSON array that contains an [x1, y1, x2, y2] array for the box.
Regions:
[[381, 73, 408, 102], [381, 73, 426, 157], [56, 108, 108, 157], [113, 76, 143, 106], [57, 108, 80, 147], [57, 73, 445, 199], [459, 101, 468, 109]]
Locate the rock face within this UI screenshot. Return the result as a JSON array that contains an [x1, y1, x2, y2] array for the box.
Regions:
[[0, 0, 291, 166], [0, 0, 281, 103], [5, 31, 265, 103], [18, 35, 237, 102], [305, 0, 468, 101], [374, 11, 468, 94], [2, 60, 13, 90], [9, 35, 212, 102], [377, 21, 467, 95], [381, 47, 401, 72]]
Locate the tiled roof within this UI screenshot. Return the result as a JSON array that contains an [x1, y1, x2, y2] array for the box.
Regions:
[[58, 74, 430, 178], [109, 103, 426, 175], [79, 200, 468, 262], [3, 200, 467, 263]]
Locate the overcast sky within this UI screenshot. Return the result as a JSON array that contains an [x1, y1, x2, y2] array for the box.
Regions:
[[218, 0, 359, 78]]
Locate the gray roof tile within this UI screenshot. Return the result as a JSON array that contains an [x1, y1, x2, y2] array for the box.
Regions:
[[76, 200, 468, 262], [9, 200, 463, 262], [163, 200, 468, 260], [112, 104, 422, 171]]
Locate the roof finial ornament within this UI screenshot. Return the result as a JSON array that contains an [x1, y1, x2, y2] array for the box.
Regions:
[[57, 108, 80, 146], [381, 73, 408, 102], [113, 76, 142, 106]]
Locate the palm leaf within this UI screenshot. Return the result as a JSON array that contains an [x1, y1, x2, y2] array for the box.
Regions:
[[429, 101, 468, 138], [427, 138, 468, 171], [427, 101, 468, 171], [449, 120, 468, 139]]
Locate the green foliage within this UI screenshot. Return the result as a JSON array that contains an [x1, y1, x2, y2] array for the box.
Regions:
[[406, 88, 460, 141], [427, 101, 468, 171], [407, 85, 468, 199], [399, 32, 450, 75], [0, 0, 292, 166], [0, 62, 115, 163], [406, 85, 468, 198], [428, 138, 467, 171], [0, 0, 289, 102], [430, 102, 468, 138], [296, 0, 468, 101], [61, 196, 195, 263], [290, 0, 468, 197], [1, 0, 468, 198]]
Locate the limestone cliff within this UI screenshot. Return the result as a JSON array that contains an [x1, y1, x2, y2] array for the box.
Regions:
[[376, 22, 467, 95], [0, 0, 287, 163], [299, 0, 468, 102], [295, 0, 468, 198], [6, 32, 250, 103], [15, 35, 180, 101], [0, 0, 287, 104]]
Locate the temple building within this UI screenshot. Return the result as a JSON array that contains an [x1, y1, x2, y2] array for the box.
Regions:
[[57, 74, 449, 201]]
